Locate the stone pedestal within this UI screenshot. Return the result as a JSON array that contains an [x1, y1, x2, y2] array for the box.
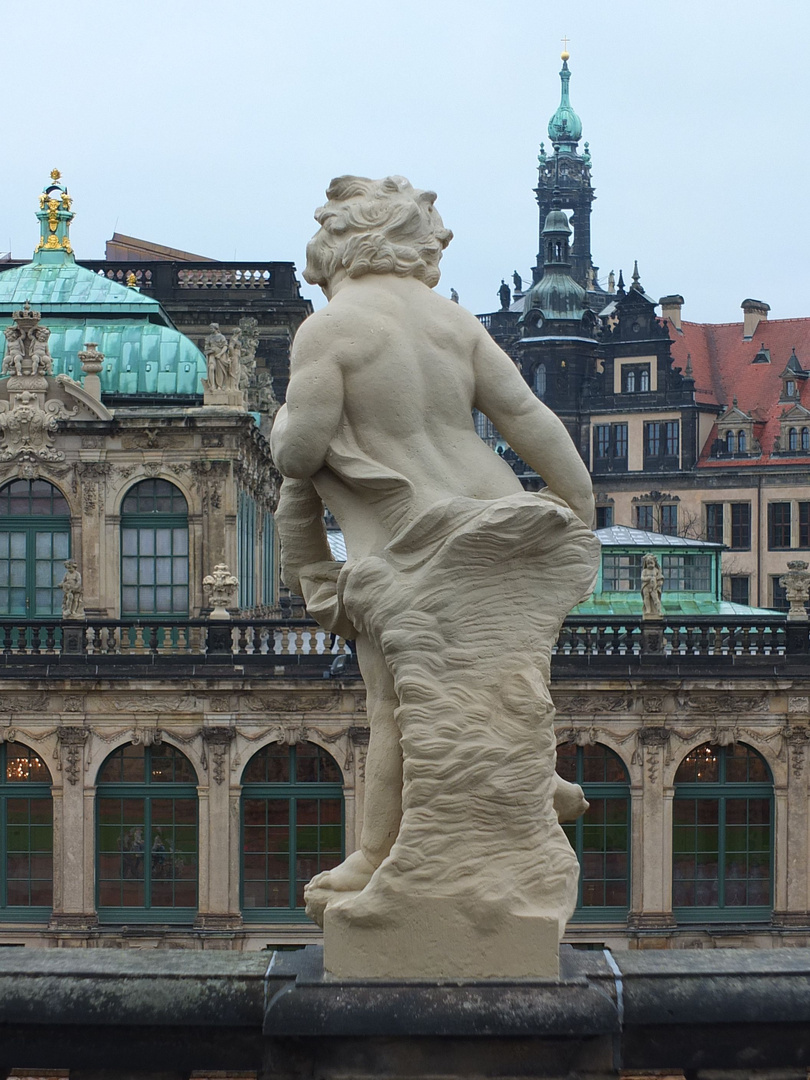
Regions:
[[324, 898, 560, 979], [203, 387, 246, 409]]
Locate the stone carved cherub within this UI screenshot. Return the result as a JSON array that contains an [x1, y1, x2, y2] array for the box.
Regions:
[[59, 560, 84, 619], [270, 176, 599, 971], [641, 553, 664, 618]]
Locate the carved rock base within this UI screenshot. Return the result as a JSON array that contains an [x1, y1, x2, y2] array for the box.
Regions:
[[324, 897, 560, 979]]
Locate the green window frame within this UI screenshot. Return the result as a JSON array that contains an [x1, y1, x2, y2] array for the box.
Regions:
[[241, 742, 344, 923], [557, 743, 630, 922], [261, 511, 275, 608], [96, 743, 198, 923], [237, 491, 256, 610], [0, 480, 70, 618], [673, 742, 773, 923], [120, 479, 189, 617], [0, 742, 53, 920]]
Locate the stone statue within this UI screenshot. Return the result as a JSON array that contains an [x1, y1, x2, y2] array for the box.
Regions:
[[608, 269, 616, 294], [2, 326, 26, 376], [512, 271, 523, 294], [498, 279, 511, 311], [641, 553, 664, 618], [449, 287, 459, 304], [256, 372, 280, 420], [59, 560, 84, 619], [203, 323, 231, 391], [203, 563, 239, 618], [270, 175, 598, 978], [237, 317, 260, 393], [779, 560, 810, 620]]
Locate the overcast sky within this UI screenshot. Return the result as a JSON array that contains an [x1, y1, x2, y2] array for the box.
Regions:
[[4, 0, 808, 323]]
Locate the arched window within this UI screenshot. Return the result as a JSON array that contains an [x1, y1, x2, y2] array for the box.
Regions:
[[789, 428, 798, 452], [556, 743, 630, 918], [121, 480, 189, 616], [0, 743, 52, 915], [673, 742, 772, 920], [737, 430, 746, 453], [725, 430, 735, 454], [639, 368, 650, 392], [534, 363, 547, 399], [241, 742, 344, 919], [802, 427, 810, 452], [625, 370, 636, 393], [0, 481, 70, 618], [96, 743, 198, 920]]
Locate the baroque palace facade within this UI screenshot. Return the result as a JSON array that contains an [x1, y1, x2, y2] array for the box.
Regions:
[[0, 162, 808, 956]]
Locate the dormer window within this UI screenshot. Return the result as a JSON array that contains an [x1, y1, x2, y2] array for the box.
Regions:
[[752, 346, 770, 364], [786, 380, 797, 399], [622, 363, 651, 393], [738, 430, 746, 453], [789, 427, 798, 451], [725, 430, 735, 454], [803, 428, 810, 452]]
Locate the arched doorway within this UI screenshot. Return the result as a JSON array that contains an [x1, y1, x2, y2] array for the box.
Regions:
[[96, 743, 198, 920], [556, 742, 631, 918], [241, 742, 344, 919], [0, 742, 53, 915], [672, 742, 773, 920]]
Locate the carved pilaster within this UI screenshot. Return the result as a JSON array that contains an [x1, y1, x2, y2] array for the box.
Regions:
[[201, 726, 235, 785], [56, 726, 88, 784]]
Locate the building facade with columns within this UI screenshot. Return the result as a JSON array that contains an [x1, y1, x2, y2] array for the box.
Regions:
[[0, 170, 809, 955]]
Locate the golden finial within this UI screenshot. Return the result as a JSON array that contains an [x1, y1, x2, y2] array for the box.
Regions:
[[561, 35, 570, 61], [50, 168, 61, 181], [126, 272, 137, 288]]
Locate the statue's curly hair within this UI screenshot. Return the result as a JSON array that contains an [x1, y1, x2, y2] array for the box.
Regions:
[[304, 175, 453, 290]]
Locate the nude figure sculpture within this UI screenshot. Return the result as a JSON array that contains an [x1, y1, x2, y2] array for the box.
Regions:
[[270, 176, 600, 977]]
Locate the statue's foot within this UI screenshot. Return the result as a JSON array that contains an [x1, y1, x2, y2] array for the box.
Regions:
[[553, 774, 589, 823], [304, 849, 378, 927]]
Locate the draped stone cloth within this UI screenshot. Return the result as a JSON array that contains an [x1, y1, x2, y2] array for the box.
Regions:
[[276, 477, 599, 934]]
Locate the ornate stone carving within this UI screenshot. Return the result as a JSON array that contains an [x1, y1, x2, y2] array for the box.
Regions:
[[201, 726, 235, 784], [240, 692, 340, 714], [59, 560, 84, 619], [131, 727, 163, 747], [56, 726, 89, 784], [73, 460, 111, 515], [782, 723, 810, 779], [676, 692, 769, 715], [556, 693, 634, 714], [0, 693, 49, 714], [112, 696, 196, 714], [202, 564, 239, 618], [632, 725, 672, 783], [63, 695, 85, 713], [780, 561, 810, 621], [207, 695, 233, 714]]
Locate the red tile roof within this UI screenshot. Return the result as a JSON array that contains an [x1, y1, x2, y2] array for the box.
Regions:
[[665, 316, 810, 466]]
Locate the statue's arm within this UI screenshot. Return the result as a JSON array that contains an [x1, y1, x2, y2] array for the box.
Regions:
[[270, 321, 344, 479], [471, 328, 595, 526]]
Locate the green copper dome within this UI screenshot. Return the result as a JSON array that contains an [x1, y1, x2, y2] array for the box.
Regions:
[[547, 56, 582, 151], [0, 171, 207, 397], [521, 203, 588, 327]]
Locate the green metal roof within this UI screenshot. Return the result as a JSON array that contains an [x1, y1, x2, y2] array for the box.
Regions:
[[570, 596, 779, 617], [0, 316, 205, 396], [0, 171, 205, 397], [0, 261, 163, 316]]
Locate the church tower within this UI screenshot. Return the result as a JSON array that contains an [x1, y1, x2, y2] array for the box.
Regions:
[[534, 48, 596, 291]]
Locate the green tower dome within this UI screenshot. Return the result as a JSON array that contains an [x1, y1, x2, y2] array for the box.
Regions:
[[547, 52, 582, 151], [521, 200, 589, 328], [0, 171, 207, 399]]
